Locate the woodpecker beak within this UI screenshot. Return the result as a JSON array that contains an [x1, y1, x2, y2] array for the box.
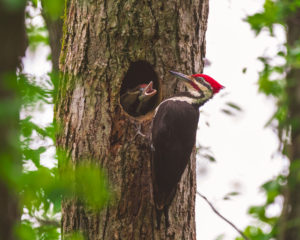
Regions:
[[139, 81, 157, 101], [169, 71, 193, 84]]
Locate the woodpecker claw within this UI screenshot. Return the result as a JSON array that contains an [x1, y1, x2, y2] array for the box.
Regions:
[[133, 123, 147, 139]]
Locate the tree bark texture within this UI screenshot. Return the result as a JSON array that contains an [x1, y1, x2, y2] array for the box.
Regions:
[[279, 8, 300, 240], [0, 2, 27, 240], [56, 1, 208, 239]]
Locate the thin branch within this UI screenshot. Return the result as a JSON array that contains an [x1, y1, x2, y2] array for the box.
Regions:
[[197, 191, 249, 240], [35, 216, 60, 228]]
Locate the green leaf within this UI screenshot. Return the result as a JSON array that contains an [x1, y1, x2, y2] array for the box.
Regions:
[[244, 226, 269, 239], [215, 234, 225, 240], [258, 75, 283, 97], [18, 74, 53, 107], [15, 221, 37, 240], [1, 0, 26, 11], [73, 164, 110, 210], [26, 25, 49, 50], [20, 117, 49, 139], [42, 0, 65, 20], [223, 191, 240, 200], [65, 232, 85, 240], [226, 102, 242, 112], [261, 177, 283, 204], [36, 224, 60, 240], [245, 0, 283, 35], [23, 146, 46, 167], [31, 0, 38, 7], [202, 153, 216, 162], [221, 109, 234, 116]]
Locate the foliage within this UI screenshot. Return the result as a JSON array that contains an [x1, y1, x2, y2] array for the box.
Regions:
[[233, 176, 285, 240], [0, 1, 109, 239], [41, 0, 64, 20], [236, 0, 300, 239], [1, 0, 27, 10]]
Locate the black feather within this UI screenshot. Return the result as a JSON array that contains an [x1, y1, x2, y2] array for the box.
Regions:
[[151, 99, 199, 228]]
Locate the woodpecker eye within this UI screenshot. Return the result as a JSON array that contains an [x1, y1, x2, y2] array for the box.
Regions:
[[195, 77, 205, 84], [195, 76, 213, 91]]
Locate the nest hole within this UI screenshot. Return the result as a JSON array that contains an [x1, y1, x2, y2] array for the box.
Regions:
[[120, 61, 160, 117]]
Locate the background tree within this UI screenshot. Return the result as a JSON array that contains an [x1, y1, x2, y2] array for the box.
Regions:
[[236, 1, 300, 239], [41, 0, 64, 72], [57, 0, 209, 239], [279, 6, 300, 240], [0, 1, 27, 240]]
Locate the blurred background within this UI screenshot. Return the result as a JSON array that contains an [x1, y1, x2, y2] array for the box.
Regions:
[[196, 0, 288, 239], [2, 0, 300, 239]]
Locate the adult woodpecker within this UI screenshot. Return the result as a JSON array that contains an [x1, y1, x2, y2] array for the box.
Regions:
[[151, 70, 224, 229], [120, 81, 157, 116]]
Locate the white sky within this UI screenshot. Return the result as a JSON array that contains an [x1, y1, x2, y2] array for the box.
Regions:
[[196, 0, 288, 239], [23, 1, 289, 239]]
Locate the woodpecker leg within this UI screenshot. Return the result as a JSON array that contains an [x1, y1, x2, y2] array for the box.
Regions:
[[136, 123, 147, 138], [132, 123, 147, 139]]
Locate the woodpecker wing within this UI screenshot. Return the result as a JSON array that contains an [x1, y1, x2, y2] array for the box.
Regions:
[[151, 100, 199, 210]]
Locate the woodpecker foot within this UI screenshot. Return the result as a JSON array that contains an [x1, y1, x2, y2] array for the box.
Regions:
[[133, 123, 149, 140]]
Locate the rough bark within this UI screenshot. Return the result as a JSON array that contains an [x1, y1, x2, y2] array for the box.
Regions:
[[0, 2, 27, 240], [56, 1, 209, 239], [279, 8, 300, 240]]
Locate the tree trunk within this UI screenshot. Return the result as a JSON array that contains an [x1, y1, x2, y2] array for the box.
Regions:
[[41, 1, 63, 71], [43, 16, 63, 72], [279, 8, 300, 240], [56, 1, 208, 239], [0, 2, 27, 240]]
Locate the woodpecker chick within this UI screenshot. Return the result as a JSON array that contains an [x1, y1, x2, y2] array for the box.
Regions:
[[151, 71, 224, 229], [120, 81, 157, 116], [136, 81, 157, 114]]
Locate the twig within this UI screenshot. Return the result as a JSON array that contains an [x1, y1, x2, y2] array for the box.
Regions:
[[35, 216, 60, 227], [196, 191, 249, 240]]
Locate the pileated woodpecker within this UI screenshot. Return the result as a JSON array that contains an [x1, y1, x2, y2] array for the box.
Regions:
[[120, 81, 157, 116], [151, 70, 224, 228]]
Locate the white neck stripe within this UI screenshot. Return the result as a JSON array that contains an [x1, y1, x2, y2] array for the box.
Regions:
[[154, 97, 196, 116]]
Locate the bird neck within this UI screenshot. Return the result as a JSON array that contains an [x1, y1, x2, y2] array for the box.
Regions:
[[169, 91, 211, 107]]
